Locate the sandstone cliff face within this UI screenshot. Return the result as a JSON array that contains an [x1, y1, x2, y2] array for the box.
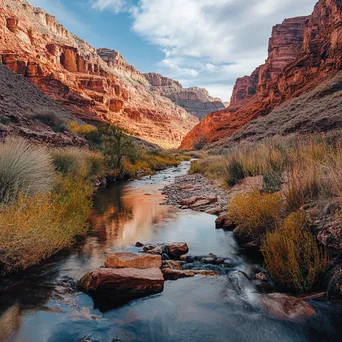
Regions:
[[0, 0, 198, 148], [144, 73, 225, 121], [180, 0, 342, 149]]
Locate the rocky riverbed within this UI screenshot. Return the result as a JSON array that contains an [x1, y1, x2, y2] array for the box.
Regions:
[[162, 173, 228, 215]]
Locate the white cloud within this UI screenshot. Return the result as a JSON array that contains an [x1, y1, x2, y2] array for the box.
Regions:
[[89, 0, 128, 13], [90, 0, 317, 101]]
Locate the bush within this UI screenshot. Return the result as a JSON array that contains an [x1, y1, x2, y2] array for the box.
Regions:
[[68, 121, 96, 136], [0, 138, 55, 204], [263, 212, 325, 293], [263, 169, 283, 193], [193, 137, 206, 150], [32, 112, 66, 132], [0, 175, 93, 274], [188, 160, 201, 174], [228, 190, 284, 237], [226, 158, 245, 186], [51, 148, 105, 179]]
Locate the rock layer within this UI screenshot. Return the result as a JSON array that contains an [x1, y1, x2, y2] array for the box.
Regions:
[[144, 73, 225, 121], [0, 0, 198, 148], [180, 0, 342, 149]]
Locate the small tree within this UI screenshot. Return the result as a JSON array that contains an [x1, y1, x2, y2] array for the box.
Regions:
[[97, 124, 137, 174]]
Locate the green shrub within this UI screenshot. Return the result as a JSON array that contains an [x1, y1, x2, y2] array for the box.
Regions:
[[193, 137, 206, 150], [228, 190, 284, 237], [51, 148, 105, 179], [0, 138, 55, 204], [32, 113, 66, 132], [263, 212, 325, 293], [263, 169, 283, 192], [226, 158, 245, 186]]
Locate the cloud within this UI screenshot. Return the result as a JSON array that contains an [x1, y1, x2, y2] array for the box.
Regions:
[[90, 0, 317, 101], [89, 0, 128, 13]]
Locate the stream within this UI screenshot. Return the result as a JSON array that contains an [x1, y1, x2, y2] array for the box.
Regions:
[[1, 161, 342, 342]]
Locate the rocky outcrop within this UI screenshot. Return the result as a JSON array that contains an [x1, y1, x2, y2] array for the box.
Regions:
[[180, 0, 342, 149], [144, 73, 225, 121], [0, 0, 198, 148]]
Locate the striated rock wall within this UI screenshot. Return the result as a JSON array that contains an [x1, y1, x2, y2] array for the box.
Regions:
[[0, 0, 198, 148], [144, 73, 225, 121], [180, 0, 342, 149]]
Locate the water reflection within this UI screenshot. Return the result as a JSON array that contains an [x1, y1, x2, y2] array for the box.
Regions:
[[1, 162, 342, 342]]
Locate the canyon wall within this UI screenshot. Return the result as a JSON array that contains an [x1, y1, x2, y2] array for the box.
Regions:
[[0, 0, 199, 148], [180, 0, 342, 149], [144, 73, 225, 121]]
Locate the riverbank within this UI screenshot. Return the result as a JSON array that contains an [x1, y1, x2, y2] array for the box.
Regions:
[[162, 173, 228, 215], [171, 136, 342, 300], [2, 159, 342, 341], [0, 132, 191, 277]]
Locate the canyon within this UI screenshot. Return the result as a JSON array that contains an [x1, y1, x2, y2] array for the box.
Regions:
[[0, 0, 203, 148], [180, 0, 342, 149], [143, 73, 225, 121]]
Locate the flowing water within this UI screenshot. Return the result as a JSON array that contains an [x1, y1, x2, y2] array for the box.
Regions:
[[1, 161, 342, 342]]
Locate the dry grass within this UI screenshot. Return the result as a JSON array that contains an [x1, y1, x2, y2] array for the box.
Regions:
[[263, 212, 326, 293], [193, 136, 342, 208], [51, 148, 105, 179], [228, 190, 284, 237], [0, 138, 55, 204], [0, 175, 93, 274]]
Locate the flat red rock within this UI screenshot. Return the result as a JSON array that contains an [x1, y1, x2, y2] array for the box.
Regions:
[[105, 252, 162, 269]]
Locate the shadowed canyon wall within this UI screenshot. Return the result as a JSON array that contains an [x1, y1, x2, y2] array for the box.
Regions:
[[180, 0, 342, 149]]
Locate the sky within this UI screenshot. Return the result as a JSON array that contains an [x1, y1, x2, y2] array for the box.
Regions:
[[29, 0, 317, 101]]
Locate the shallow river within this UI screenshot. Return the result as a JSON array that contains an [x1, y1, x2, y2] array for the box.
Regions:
[[1, 161, 342, 342]]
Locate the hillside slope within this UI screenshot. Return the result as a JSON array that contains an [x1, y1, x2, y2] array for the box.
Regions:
[[0, 0, 199, 148], [180, 0, 342, 149], [0, 63, 86, 145]]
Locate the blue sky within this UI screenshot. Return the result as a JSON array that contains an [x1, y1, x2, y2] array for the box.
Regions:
[[29, 0, 317, 101]]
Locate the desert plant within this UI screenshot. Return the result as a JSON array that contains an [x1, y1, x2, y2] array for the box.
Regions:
[[0, 175, 93, 274], [226, 158, 245, 186], [0, 138, 55, 204], [32, 112, 66, 132], [51, 148, 105, 179], [193, 137, 206, 150], [228, 190, 284, 237], [263, 212, 326, 293], [68, 121, 96, 136], [97, 124, 138, 174]]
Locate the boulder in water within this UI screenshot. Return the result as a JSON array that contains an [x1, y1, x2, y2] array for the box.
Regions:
[[168, 242, 189, 257], [79, 268, 164, 309], [105, 252, 162, 269], [260, 293, 316, 322]]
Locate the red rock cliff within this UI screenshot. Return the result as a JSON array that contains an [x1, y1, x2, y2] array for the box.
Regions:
[[0, 0, 198, 148], [180, 0, 342, 149]]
